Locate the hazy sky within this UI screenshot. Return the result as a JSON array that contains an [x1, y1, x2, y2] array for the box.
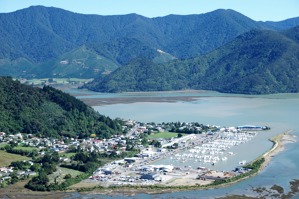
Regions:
[[0, 0, 298, 21]]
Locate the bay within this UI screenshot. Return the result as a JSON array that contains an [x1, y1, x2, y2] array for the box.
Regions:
[[68, 90, 299, 198]]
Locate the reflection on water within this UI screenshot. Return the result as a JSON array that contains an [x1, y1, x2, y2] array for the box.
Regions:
[[68, 90, 299, 198]]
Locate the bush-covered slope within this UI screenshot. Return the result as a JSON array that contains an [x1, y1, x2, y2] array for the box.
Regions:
[[83, 57, 196, 92], [195, 28, 299, 94], [87, 38, 176, 65], [0, 77, 121, 138], [1, 6, 299, 78], [39, 46, 120, 78], [84, 27, 299, 94]]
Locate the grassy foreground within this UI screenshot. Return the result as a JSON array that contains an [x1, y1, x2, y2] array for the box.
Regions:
[[0, 150, 30, 167], [48, 166, 84, 184]]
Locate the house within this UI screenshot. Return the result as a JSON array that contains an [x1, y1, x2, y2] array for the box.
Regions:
[[15, 133, 23, 140], [157, 165, 174, 172], [140, 151, 155, 158], [0, 167, 13, 173], [140, 166, 154, 172], [1, 176, 11, 181], [25, 171, 37, 176], [0, 132, 5, 137], [156, 148, 167, 153], [16, 171, 25, 176]]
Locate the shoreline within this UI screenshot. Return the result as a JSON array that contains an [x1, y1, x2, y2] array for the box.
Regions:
[[73, 130, 296, 195], [0, 131, 295, 198], [261, 130, 295, 170], [80, 96, 201, 106]]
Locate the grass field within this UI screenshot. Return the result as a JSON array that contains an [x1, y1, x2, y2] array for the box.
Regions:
[[48, 166, 83, 184], [148, 132, 184, 139], [61, 152, 76, 158], [14, 146, 38, 152], [0, 150, 30, 167], [0, 143, 8, 148]]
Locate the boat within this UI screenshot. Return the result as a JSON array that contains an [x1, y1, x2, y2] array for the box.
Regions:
[[239, 160, 246, 165], [221, 157, 227, 161]]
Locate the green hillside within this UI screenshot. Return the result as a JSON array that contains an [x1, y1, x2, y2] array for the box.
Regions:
[[0, 46, 120, 78], [1, 6, 299, 78], [87, 38, 176, 65], [84, 26, 299, 94], [0, 77, 121, 138], [41, 46, 120, 78]]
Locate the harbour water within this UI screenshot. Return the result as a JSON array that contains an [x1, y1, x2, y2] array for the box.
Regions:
[[68, 90, 299, 198]]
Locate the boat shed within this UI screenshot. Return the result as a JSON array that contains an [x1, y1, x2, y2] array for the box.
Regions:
[[124, 157, 139, 163], [140, 172, 160, 181]]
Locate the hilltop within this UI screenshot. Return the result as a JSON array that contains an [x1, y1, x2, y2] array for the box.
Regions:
[[0, 77, 121, 138]]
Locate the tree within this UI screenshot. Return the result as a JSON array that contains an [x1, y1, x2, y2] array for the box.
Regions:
[[32, 170, 49, 185], [172, 143, 179, 149], [30, 150, 38, 158], [64, 174, 72, 179], [178, 133, 183, 138], [150, 140, 162, 148], [154, 141, 162, 148], [30, 164, 41, 172], [9, 141, 18, 148], [43, 162, 57, 174], [74, 152, 86, 163], [10, 171, 19, 184], [51, 151, 60, 163], [141, 138, 148, 146]]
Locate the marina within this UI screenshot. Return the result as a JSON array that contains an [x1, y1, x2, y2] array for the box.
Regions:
[[78, 126, 265, 188], [154, 128, 257, 171]]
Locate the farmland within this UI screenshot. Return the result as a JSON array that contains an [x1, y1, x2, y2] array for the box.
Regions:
[[0, 150, 30, 167]]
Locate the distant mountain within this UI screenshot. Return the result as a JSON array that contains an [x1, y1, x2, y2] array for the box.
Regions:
[[87, 38, 176, 65], [1, 6, 299, 78], [259, 17, 299, 30], [84, 26, 299, 94], [0, 76, 121, 138], [0, 45, 120, 78]]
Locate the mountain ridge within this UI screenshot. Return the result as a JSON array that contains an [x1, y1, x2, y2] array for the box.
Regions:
[[84, 26, 299, 94], [1, 6, 299, 78]]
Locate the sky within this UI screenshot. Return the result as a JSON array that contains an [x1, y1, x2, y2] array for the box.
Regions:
[[0, 0, 298, 21]]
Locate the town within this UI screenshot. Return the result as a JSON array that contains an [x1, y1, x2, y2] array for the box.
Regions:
[[0, 121, 269, 190]]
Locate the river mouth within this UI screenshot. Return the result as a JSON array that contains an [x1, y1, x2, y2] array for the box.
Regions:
[[72, 89, 212, 106], [80, 96, 200, 106]]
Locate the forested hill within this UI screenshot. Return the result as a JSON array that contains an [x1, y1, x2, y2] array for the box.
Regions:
[[0, 77, 121, 138], [1, 6, 299, 78], [84, 26, 299, 94]]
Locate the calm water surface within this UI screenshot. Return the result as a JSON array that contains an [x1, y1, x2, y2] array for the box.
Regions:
[[69, 90, 299, 198]]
